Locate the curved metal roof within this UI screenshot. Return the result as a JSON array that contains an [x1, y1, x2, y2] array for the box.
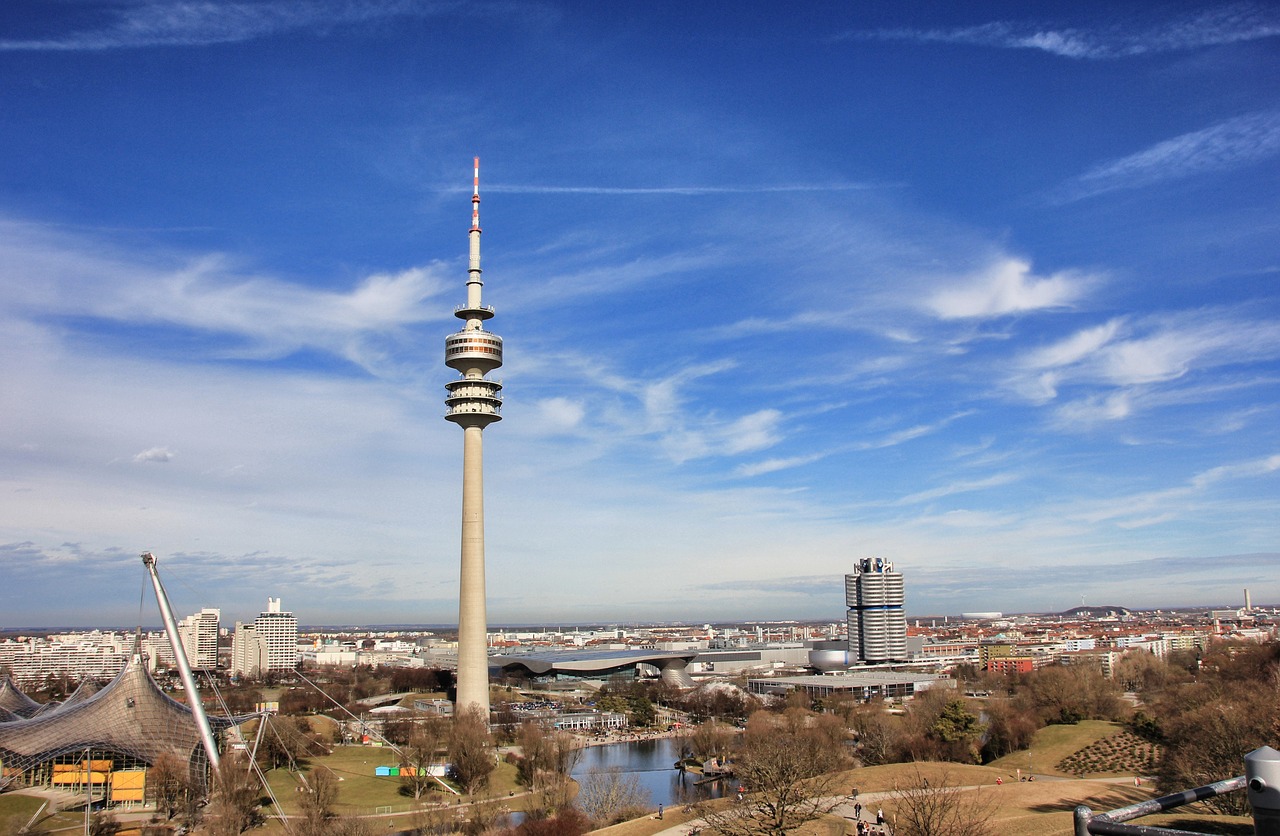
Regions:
[[0, 653, 243, 777], [492, 648, 697, 688]]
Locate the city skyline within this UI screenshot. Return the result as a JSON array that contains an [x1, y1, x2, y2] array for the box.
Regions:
[[2, 2, 1278, 626]]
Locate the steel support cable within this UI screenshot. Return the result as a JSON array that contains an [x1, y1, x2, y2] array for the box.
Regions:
[[291, 667, 458, 795]]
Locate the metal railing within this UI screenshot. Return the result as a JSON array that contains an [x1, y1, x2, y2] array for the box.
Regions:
[[1073, 746, 1280, 836]]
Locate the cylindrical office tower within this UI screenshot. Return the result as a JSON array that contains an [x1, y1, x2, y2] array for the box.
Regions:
[[444, 158, 502, 718], [845, 557, 907, 663]]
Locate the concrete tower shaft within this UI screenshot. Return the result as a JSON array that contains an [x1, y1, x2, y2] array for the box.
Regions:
[[445, 158, 499, 719]]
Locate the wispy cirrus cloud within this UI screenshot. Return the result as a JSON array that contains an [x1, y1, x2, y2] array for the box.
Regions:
[[0, 0, 538, 51], [1054, 111, 1280, 202], [734, 452, 827, 479], [834, 4, 1280, 59], [1010, 310, 1280, 427], [477, 182, 892, 196], [859, 411, 975, 451], [1068, 452, 1280, 527], [895, 472, 1021, 506], [0, 219, 451, 374], [732, 411, 974, 478]]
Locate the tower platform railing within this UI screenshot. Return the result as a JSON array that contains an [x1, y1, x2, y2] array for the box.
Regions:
[[1073, 746, 1280, 836]]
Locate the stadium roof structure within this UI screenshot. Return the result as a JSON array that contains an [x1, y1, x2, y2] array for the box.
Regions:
[[0, 676, 42, 719], [491, 648, 697, 688], [0, 648, 246, 785]]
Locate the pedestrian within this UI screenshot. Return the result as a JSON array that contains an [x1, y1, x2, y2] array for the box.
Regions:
[[658, 804, 663, 820], [854, 801, 862, 820], [876, 808, 884, 825]]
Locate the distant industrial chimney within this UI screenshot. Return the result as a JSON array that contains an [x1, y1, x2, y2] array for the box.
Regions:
[[1244, 588, 1252, 612]]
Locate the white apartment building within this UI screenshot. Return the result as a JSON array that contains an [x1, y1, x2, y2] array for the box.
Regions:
[[0, 631, 174, 686], [178, 607, 220, 670], [231, 598, 298, 678]]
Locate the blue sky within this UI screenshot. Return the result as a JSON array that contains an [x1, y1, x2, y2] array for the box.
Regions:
[[2, 1, 1278, 628]]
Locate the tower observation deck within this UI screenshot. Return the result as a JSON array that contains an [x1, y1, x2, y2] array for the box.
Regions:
[[445, 158, 500, 719], [445, 158, 503, 428]]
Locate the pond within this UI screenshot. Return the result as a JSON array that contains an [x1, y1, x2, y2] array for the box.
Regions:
[[571, 736, 729, 811]]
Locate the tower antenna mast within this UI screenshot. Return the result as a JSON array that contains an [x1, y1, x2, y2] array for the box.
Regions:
[[444, 157, 503, 718]]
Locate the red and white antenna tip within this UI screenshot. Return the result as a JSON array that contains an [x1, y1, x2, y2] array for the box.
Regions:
[[473, 157, 480, 196]]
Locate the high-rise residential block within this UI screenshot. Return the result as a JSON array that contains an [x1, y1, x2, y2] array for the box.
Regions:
[[177, 607, 220, 671], [231, 598, 297, 678]]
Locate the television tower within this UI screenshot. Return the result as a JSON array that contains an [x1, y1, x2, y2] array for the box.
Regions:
[[444, 158, 502, 718]]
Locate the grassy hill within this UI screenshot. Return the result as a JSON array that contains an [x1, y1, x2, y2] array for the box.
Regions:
[[988, 720, 1124, 778]]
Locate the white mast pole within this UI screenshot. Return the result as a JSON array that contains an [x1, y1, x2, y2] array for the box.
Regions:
[[141, 552, 221, 771]]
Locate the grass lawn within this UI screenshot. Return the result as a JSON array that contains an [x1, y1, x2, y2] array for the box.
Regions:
[[0, 792, 100, 835], [0, 794, 48, 818], [254, 744, 536, 834], [988, 720, 1124, 778], [836, 761, 1006, 793]]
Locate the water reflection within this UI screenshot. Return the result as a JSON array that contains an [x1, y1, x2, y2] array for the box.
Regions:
[[571, 737, 728, 810]]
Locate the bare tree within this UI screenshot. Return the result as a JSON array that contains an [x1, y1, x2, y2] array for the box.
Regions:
[[691, 721, 736, 761], [850, 705, 901, 766], [409, 802, 454, 836], [147, 751, 192, 819], [886, 766, 997, 836], [400, 717, 448, 799], [515, 723, 581, 792], [575, 768, 651, 827], [703, 709, 849, 836], [448, 705, 495, 795], [204, 755, 263, 836], [298, 767, 341, 836]]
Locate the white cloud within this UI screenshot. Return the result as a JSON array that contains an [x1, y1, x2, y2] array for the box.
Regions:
[[1022, 319, 1125, 370], [1058, 111, 1280, 202], [529, 397, 586, 435], [924, 258, 1091, 320], [1190, 454, 1280, 489], [721, 410, 784, 455], [660, 408, 785, 465], [132, 446, 175, 463], [735, 453, 826, 478], [1052, 392, 1133, 428]]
